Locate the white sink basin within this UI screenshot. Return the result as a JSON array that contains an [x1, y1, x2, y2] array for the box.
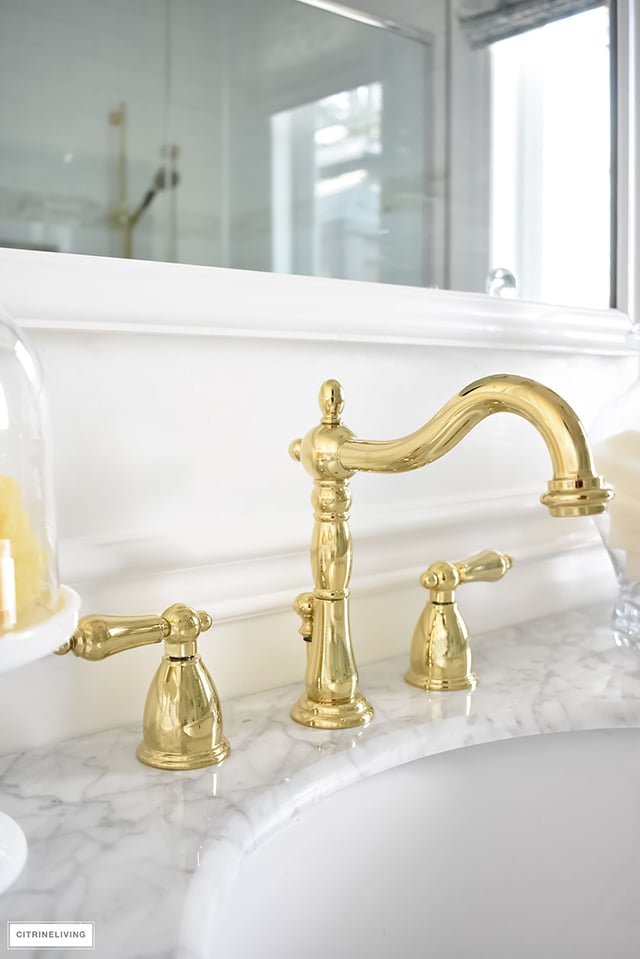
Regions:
[[0, 812, 27, 895], [210, 728, 640, 958]]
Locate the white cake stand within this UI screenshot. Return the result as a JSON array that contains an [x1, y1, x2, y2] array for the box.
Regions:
[[0, 585, 81, 893], [0, 585, 81, 674]]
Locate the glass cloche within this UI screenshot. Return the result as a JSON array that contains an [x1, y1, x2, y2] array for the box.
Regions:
[[0, 306, 79, 673], [0, 306, 81, 895], [591, 334, 640, 649]]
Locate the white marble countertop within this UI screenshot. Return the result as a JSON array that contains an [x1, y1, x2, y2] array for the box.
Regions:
[[1, 601, 640, 959]]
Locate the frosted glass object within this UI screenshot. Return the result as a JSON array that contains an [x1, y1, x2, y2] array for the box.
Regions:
[[486, 267, 517, 298], [593, 368, 640, 648], [0, 309, 58, 634]]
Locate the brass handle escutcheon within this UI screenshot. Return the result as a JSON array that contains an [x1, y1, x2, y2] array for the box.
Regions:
[[55, 604, 228, 770], [406, 549, 512, 692]]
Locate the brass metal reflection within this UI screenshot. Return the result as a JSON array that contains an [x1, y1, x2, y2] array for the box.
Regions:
[[56, 603, 230, 770], [405, 549, 512, 691], [108, 103, 180, 259], [290, 374, 613, 729]]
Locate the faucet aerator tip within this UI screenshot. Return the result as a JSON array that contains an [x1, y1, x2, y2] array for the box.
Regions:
[[541, 477, 614, 518]]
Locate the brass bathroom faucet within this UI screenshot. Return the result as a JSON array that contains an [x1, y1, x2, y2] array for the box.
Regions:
[[289, 374, 613, 730]]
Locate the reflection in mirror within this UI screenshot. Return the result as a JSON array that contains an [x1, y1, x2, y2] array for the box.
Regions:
[[0, 0, 611, 309], [271, 83, 385, 282], [489, 5, 610, 307]]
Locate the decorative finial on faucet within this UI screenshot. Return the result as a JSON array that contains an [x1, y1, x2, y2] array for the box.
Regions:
[[319, 379, 344, 425]]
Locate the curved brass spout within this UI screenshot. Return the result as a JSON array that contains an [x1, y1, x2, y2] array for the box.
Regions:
[[289, 374, 613, 730], [340, 374, 612, 518]]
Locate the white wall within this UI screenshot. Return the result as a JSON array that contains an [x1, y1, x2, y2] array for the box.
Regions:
[[0, 249, 634, 753]]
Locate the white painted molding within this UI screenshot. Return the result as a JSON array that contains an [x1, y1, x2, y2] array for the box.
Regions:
[[59, 489, 609, 623], [0, 248, 635, 354]]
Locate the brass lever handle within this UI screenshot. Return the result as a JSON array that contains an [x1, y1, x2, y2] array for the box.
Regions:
[[56, 604, 212, 661], [421, 549, 512, 602], [55, 603, 228, 771], [406, 549, 512, 692], [455, 548, 513, 585]]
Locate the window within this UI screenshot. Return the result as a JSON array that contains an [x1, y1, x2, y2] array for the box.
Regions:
[[490, 6, 610, 307]]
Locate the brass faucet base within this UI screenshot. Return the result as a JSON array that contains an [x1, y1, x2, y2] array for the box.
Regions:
[[404, 669, 477, 692], [291, 693, 374, 730], [136, 737, 230, 771]]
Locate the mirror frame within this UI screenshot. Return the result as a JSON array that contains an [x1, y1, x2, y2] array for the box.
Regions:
[[613, 0, 639, 326]]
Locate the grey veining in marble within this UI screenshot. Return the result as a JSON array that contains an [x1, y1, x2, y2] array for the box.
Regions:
[[1, 603, 640, 958]]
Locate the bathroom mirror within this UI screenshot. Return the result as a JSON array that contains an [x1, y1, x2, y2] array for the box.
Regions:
[[0, 0, 611, 310]]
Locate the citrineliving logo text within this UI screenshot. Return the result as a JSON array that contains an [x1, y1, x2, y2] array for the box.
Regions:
[[7, 922, 95, 950]]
